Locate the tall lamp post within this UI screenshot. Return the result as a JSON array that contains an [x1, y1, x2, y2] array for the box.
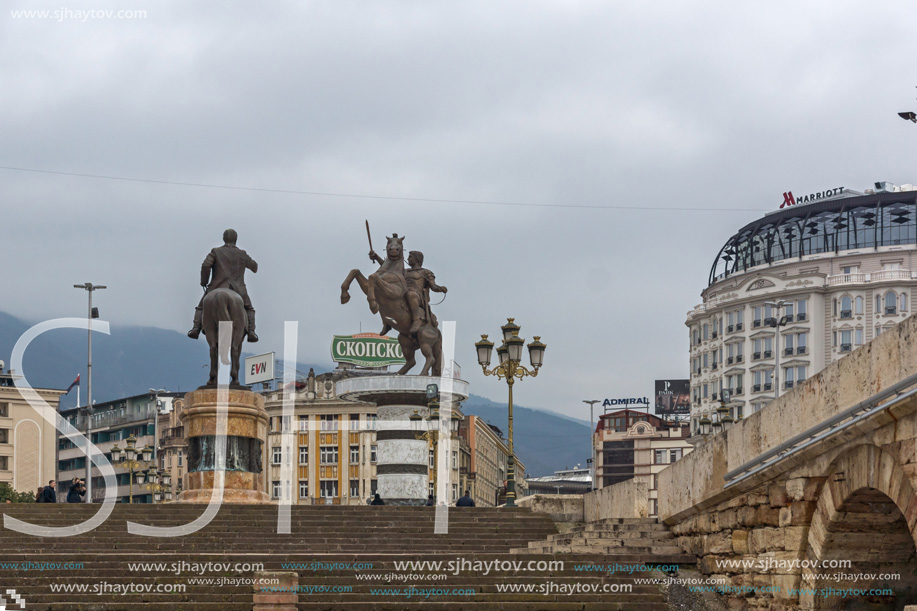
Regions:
[[139, 468, 173, 503], [109, 435, 153, 503], [74, 282, 105, 502], [763, 300, 791, 401], [583, 400, 600, 491], [475, 318, 546, 508], [149, 388, 169, 472]]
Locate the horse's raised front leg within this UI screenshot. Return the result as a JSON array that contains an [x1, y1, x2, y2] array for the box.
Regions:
[[341, 270, 369, 305]]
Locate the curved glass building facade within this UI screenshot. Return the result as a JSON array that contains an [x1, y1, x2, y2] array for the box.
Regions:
[[710, 190, 917, 286]]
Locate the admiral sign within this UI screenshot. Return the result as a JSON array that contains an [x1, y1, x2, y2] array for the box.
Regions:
[[332, 333, 406, 368], [602, 397, 650, 409]]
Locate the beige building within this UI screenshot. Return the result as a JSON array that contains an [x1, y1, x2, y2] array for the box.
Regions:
[[459, 415, 527, 507], [0, 370, 65, 498], [594, 409, 692, 516], [157, 397, 187, 499], [689, 183, 917, 433]]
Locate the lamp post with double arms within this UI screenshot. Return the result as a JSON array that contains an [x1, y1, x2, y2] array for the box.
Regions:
[[475, 318, 546, 507], [74, 282, 105, 502], [109, 435, 153, 503]]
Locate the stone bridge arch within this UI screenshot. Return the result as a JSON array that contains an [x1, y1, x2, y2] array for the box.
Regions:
[[800, 444, 917, 610]]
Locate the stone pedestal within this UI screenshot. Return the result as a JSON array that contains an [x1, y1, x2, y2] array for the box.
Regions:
[[178, 388, 270, 504], [336, 375, 469, 506]]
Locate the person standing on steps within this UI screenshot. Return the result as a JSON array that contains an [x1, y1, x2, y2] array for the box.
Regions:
[[370, 493, 385, 506], [456, 490, 475, 507]]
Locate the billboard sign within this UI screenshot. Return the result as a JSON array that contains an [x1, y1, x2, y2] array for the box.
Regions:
[[245, 352, 275, 385], [655, 379, 690, 415], [332, 333, 405, 367]]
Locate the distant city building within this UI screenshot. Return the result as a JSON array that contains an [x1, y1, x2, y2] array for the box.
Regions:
[[688, 182, 917, 433], [157, 397, 187, 499], [0, 368, 65, 498], [594, 409, 692, 516], [458, 415, 527, 507], [59, 391, 180, 503], [524, 466, 591, 496]]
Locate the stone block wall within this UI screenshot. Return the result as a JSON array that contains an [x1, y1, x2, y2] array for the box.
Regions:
[[584, 478, 648, 521]]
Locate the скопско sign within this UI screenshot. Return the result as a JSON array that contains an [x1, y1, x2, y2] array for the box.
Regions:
[[332, 333, 406, 367]]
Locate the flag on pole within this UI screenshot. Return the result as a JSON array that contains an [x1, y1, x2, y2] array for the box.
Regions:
[[66, 374, 80, 394]]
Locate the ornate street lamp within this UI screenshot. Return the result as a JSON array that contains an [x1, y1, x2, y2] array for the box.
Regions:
[[111, 435, 154, 503], [475, 318, 546, 507]]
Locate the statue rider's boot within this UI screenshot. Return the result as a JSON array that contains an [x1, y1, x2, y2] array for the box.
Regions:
[[188, 308, 203, 339], [247, 309, 259, 343], [409, 309, 424, 334]]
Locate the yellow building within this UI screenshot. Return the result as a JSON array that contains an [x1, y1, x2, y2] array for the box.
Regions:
[[0, 370, 65, 498], [460, 415, 526, 507]]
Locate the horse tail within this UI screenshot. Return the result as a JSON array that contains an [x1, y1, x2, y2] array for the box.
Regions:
[[217, 293, 232, 365]]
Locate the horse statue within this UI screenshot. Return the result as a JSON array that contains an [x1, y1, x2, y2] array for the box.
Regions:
[[341, 234, 443, 376], [201, 288, 248, 386]]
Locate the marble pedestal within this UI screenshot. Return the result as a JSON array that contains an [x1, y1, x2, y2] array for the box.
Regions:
[[178, 388, 270, 504], [336, 375, 469, 506]]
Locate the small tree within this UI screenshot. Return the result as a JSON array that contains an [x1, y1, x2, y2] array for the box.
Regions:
[[0, 482, 36, 503]]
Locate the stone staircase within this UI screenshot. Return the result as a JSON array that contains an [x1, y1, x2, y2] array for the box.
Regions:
[[0, 505, 672, 610], [511, 517, 697, 566]]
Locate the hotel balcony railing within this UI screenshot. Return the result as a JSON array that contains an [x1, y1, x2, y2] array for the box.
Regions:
[[827, 269, 915, 286]]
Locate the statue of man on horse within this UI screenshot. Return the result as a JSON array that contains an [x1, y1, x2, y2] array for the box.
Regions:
[[341, 224, 447, 376], [188, 229, 259, 386]]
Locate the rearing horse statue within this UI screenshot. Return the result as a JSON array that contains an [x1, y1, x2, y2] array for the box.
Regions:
[[341, 233, 443, 376]]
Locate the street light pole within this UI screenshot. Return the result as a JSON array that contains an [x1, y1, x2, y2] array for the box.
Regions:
[[475, 319, 546, 508], [74, 282, 106, 502], [583, 400, 600, 491], [764, 300, 790, 402]]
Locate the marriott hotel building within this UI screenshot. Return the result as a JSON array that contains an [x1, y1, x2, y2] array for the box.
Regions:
[[687, 182, 917, 434]]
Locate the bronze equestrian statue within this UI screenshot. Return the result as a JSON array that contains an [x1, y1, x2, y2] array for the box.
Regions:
[[188, 229, 258, 386], [341, 231, 447, 376]]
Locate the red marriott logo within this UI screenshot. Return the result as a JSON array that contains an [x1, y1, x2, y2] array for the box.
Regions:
[[780, 186, 844, 209]]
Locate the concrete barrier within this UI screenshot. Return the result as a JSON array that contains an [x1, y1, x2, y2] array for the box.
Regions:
[[584, 479, 648, 521], [516, 495, 584, 521]]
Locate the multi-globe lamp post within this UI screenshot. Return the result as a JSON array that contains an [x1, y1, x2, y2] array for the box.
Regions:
[[109, 435, 153, 504], [475, 318, 546, 508], [137, 468, 173, 503]]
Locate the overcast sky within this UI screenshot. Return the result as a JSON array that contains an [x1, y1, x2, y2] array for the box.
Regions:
[[3, 1, 917, 420]]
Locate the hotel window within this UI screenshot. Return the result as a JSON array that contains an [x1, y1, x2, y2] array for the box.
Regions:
[[320, 414, 337, 432], [797, 365, 807, 382], [320, 480, 338, 498], [669, 448, 682, 462], [702, 352, 708, 368], [855, 328, 864, 346], [784, 302, 794, 319], [272, 447, 282, 465], [784, 366, 795, 387], [753, 305, 762, 326], [702, 324, 708, 340], [736, 309, 744, 328], [726, 311, 734, 329], [298, 415, 309, 432], [902, 292, 909, 312], [840, 295, 852, 317], [693, 328, 700, 345], [784, 333, 794, 352], [429, 449, 435, 468], [350, 445, 359, 463], [797, 299, 807, 320], [855, 296, 863, 315], [876, 294, 882, 313], [797, 332, 807, 353], [299, 480, 308, 498], [840, 330, 852, 351], [876, 325, 883, 337], [654, 449, 666, 464], [299, 446, 309, 465], [320, 446, 338, 464], [702, 384, 708, 398], [350, 480, 360, 497], [733, 404, 744, 420], [272, 481, 281, 499], [350, 414, 360, 431], [886, 292, 898, 315], [371, 445, 377, 463]]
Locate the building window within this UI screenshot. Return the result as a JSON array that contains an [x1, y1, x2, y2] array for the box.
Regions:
[[654, 449, 666, 464], [855, 328, 864, 345], [702, 324, 708, 340], [429, 449, 435, 468], [797, 299, 807, 320], [369, 415, 378, 430], [350, 445, 359, 464], [797, 365, 807, 382], [178, 450, 182, 467], [452, 451, 458, 469], [902, 292, 909, 312], [320, 480, 338, 498], [669, 448, 682, 462], [272, 481, 281, 499], [855, 296, 863, 315], [371, 480, 378, 496], [299, 480, 308, 498], [371, 445, 377, 463], [281, 415, 292, 432], [840, 330, 852, 351], [452, 484, 458, 501], [298, 416, 309, 432], [350, 414, 360, 431], [653, 474, 658, 490], [840, 295, 852, 318], [320, 414, 337, 431], [886, 292, 898, 315], [299, 446, 308, 465], [350, 480, 360, 497], [320, 446, 339, 464], [272, 447, 282, 465], [429, 482, 435, 497]]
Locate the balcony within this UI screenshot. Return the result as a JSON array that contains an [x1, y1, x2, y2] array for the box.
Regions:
[[736, 322, 744, 331], [712, 363, 718, 370], [886, 306, 898, 315], [797, 313, 807, 321], [763, 350, 772, 358], [726, 356, 734, 364], [753, 352, 761, 360], [711, 393, 718, 400], [753, 384, 761, 392], [753, 320, 761, 328], [784, 347, 794, 356], [764, 317, 777, 327], [734, 386, 743, 395], [873, 269, 914, 282], [736, 355, 743, 363], [712, 331, 718, 339], [727, 325, 734, 333], [840, 343, 852, 352], [797, 346, 807, 354], [827, 273, 869, 286], [840, 310, 852, 319], [785, 381, 795, 389], [827, 270, 915, 286], [764, 383, 773, 391]]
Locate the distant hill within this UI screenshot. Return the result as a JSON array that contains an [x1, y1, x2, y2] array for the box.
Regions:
[[0, 311, 590, 476]]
